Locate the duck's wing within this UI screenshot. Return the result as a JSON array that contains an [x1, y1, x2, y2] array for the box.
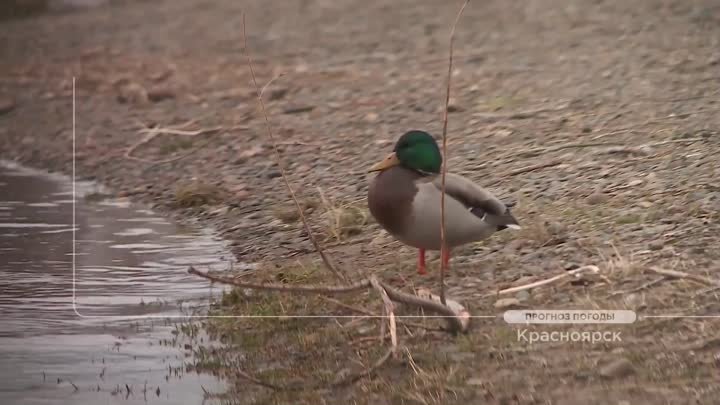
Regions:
[[431, 173, 520, 229]]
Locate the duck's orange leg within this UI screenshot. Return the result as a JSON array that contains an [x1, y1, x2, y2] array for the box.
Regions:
[[417, 248, 427, 275]]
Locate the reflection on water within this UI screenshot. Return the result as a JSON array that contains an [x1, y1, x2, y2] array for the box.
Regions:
[[0, 161, 242, 405]]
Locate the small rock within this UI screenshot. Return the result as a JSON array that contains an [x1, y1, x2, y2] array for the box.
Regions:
[[0, 99, 16, 115], [147, 86, 176, 102], [269, 88, 288, 101], [448, 351, 475, 362], [333, 368, 352, 384], [239, 145, 264, 159], [494, 298, 522, 310], [515, 290, 530, 302], [465, 377, 484, 386], [117, 82, 149, 105], [688, 191, 708, 202], [546, 221, 567, 237], [209, 206, 230, 216], [151, 69, 174, 82], [598, 358, 635, 378], [282, 105, 315, 114], [586, 191, 609, 205], [447, 98, 464, 113], [369, 233, 392, 247], [623, 293, 646, 311], [364, 112, 379, 122], [272, 206, 300, 223], [648, 240, 664, 251]]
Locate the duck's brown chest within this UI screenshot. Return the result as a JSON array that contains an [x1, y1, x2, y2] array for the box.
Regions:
[[367, 167, 420, 236]]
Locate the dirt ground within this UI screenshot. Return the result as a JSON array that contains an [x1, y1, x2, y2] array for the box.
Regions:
[[2, 0, 720, 404]]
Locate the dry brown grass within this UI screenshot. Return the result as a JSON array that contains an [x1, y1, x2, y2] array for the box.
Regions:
[[173, 181, 227, 207]]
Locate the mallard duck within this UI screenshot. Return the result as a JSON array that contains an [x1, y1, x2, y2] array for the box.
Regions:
[[367, 130, 519, 275]]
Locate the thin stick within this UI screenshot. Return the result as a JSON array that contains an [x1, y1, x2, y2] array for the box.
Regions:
[[320, 296, 446, 332], [370, 276, 397, 353], [503, 159, 563, 177], [440, 0, 470, 306], [242, 14, 348, 283], [259, 72, 287, 98], [482, 265, 600, 298], [647, 267, 720, 287], [188, 267, 367, 294]]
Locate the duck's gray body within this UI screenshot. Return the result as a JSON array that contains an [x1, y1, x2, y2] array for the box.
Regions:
[[368, 166, 518, 250]]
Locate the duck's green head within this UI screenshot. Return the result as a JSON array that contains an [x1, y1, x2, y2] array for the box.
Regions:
[[369, 130, 442, 174]]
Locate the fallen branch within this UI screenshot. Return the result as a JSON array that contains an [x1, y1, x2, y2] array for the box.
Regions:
[[190, 266, 470, 333], [188, 266, 368, 294], [646, 267, 720, 287], [370, 276, 398, 352]]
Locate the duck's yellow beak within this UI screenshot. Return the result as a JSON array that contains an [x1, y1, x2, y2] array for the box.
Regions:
[[369, 152, 400, 172]]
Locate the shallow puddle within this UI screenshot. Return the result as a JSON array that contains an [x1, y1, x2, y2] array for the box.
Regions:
[[0, 161, 239, 405]]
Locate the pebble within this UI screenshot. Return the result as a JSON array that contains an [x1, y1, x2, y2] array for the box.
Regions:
[[465, 377, 484, 386], [598, 358, 635, 378], [117, 82, 149, 104], [364, 112, 379, 122], [282, 105, 315, 114], [147, 86, 176, 102], [0, 99, 16, 115], [269, 88, 288, 101], [648, 240, 664, 251], [515, 290, 530, 302], [586, 191, 609, 205], [623, 293, 646, 311], [265, 170, 282, 179], [494, 298, 522, 310]]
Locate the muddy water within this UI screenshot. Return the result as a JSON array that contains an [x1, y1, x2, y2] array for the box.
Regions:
[[0, 161, 238, 405]]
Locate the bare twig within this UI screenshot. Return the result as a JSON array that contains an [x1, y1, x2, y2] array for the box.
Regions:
[[440, 0, 470, 306], [518, 137, 706, 159], [472, 104, 569, 120], [242, 13, 348, 283], [320, 296, 445, 332], [259, 72, 287, 98], [646, 267, 720, 287], [370, 276, 398, 352], [188, 267, 367, 294], [483, 265, 601, 298], [606, 276, 666, 298], [503, 159, 563, 177], [125, 120, 247, 165]]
